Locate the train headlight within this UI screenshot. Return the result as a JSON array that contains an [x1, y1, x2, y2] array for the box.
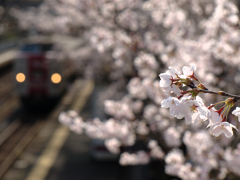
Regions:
[[51, 73, 61, 84], [16, 73, 26, 83]]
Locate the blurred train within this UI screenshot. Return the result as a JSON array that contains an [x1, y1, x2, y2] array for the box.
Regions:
[[14, 39, 76, 105]]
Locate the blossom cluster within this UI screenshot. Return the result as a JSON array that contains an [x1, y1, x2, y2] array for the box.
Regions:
[[160, 65, 240, 138]]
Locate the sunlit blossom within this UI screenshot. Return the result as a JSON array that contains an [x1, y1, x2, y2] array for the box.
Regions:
[[232, 107, 240, 122], [161, 97, 184, 119], [180, 96, 210, 124], [212, 122, 238, 138]]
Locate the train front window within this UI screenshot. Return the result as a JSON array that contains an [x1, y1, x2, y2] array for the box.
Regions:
[[21, 43, 53, 53], [21, 44, 40, 52]]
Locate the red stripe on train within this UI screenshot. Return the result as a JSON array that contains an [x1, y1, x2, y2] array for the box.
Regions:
[[27, 53, 48, 95]]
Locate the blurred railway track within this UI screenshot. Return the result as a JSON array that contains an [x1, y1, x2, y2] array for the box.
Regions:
[[0, 96, 19, 121], [0, 55, 43, 178], [0, 79, 94, 179], [0, 117, 45, 179], [0, 69, 19, 123]]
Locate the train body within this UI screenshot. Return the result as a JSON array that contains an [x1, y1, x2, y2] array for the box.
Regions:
[[14, 42, 74, 104]]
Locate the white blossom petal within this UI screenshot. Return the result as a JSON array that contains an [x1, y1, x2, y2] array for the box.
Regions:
[[232, 107, 240, 122], [159, 74, 172, 87], [182, 65, 196, 76], [212, 122, 237, 138]]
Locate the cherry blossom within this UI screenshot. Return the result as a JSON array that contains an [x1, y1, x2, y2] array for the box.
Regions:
[[163, 127, 181, 147], [182, 64, 196, 77], [232, 107, 240, 122], [136, 121, 149, 135], [104, 100, 135, 120], [161, 97, 184, 119], [119, 151, 150, 166], [148, 140, 165, 159], [104, 138, 121, 154], [159, 66, 182, 95], [207, 107, 222, 128], [165, 148, 185, 177], [165, 148, 185, 165], [211, 122, 238, 138], [224, 144, 240, 177], [180, 96, 210, 124]]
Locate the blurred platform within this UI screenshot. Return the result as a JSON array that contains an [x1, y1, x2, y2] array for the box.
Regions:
[[0, 49, 17, 68]]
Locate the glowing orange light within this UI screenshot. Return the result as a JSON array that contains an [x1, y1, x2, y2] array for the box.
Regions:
[[16, 73, 25, 83], [51, 73, 61, 84]]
